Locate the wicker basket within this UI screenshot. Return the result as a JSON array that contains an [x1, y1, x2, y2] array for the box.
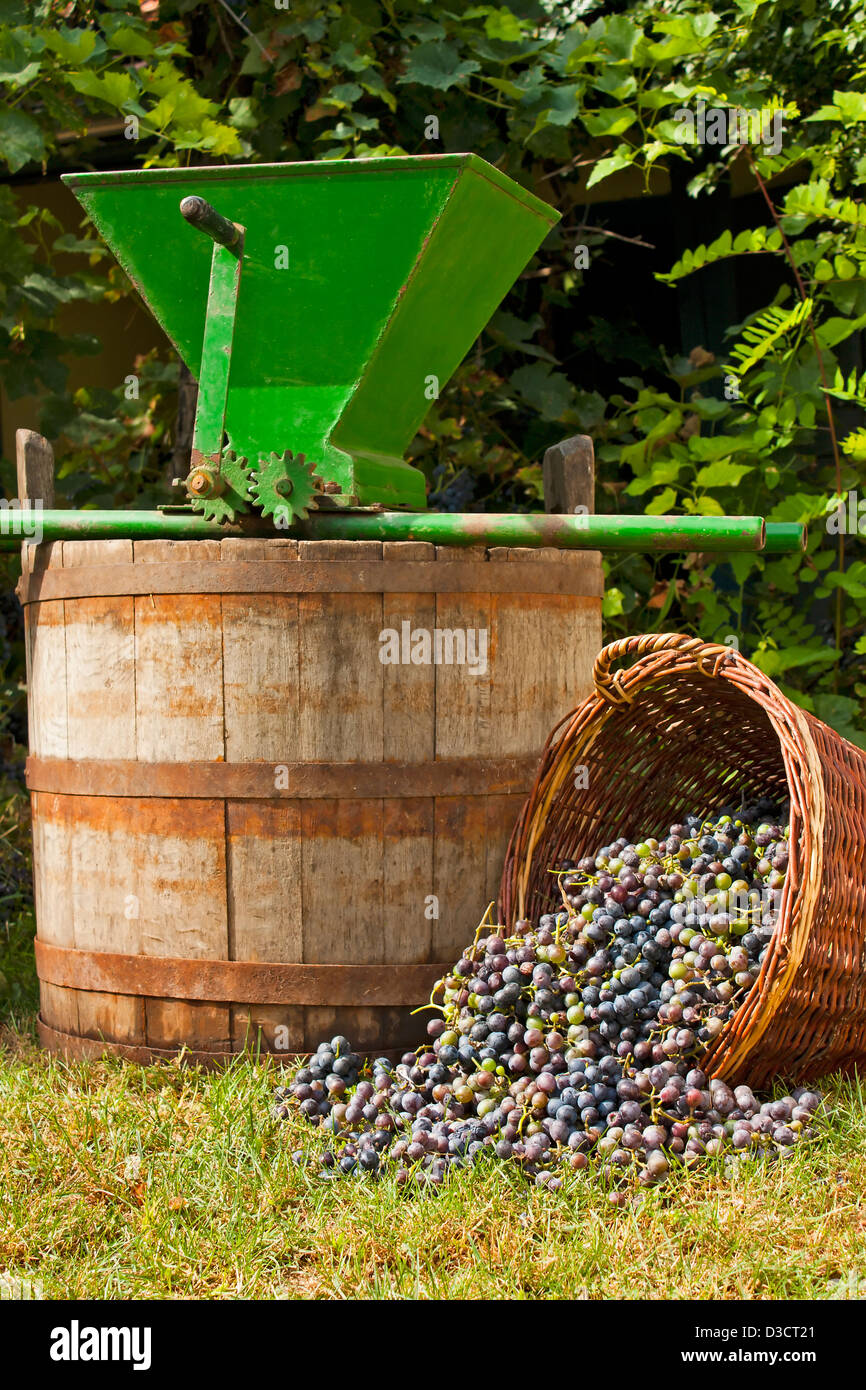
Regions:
[[499, 632, 866, 1088]]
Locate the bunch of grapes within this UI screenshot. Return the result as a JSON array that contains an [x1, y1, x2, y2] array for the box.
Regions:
[[274, 800, 823, 1192], [428, 466, 477, 513]]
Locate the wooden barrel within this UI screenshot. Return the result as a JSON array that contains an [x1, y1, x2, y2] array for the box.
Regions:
[[19, 536, 602, 1061]]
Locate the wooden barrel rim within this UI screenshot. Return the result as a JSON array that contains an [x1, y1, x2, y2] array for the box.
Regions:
[[17, 559, 604, 605], [34, 940, 448, 1007], [26, 754, 538, 799]]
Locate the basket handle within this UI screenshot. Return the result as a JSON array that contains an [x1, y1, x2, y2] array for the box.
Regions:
[[593, 633, 733, 705]]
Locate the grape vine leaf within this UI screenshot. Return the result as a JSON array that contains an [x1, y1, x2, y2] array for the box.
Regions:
[[0, 108, 46, 172], [398, 42, 480, 90]]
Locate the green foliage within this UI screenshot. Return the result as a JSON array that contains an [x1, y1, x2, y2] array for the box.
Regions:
[[0, 0, 864, 745], [658, 227, 785, 284], [727, 299, 814, 376]]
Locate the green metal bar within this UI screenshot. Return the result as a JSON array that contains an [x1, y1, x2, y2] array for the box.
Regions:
[[762, 522, 808, 554], [296, 512, 771, 552], [0, 511, 243, 546], [189, 226, 245, 469], [0, 510, 807, 553]]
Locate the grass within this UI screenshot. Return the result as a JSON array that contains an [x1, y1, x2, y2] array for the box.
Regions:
[[1, 790, 865, 1301], [1, 1034, 865, 1300]]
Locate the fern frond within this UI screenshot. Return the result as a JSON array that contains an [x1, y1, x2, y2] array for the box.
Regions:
[[783, 178, 866, 228], [657, 225, 782, 284], [826, 365, 866, 404], [841, 427, 866, 460], [727, 299, 813, 376]]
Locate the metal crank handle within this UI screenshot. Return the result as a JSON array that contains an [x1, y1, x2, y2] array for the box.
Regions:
[[179, 196, 242, 251]]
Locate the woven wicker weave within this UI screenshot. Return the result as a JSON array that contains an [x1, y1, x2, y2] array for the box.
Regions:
[[499, 632, 866, 1088]]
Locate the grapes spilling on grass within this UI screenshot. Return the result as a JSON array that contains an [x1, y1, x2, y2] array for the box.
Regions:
[[274, 801, 823, 1191]]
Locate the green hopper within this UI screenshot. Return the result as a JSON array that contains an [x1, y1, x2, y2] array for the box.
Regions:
[[63, 155, 558, 521]]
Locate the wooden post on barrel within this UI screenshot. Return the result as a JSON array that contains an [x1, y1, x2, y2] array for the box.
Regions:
[[542, 434, 595, 518], [16, 429, 54, 509]]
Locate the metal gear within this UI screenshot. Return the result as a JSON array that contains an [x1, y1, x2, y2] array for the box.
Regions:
[[248, 449, 320, 524], [185, 446, 253, 524]]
